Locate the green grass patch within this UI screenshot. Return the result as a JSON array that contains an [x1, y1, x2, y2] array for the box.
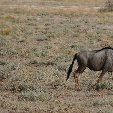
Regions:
[[29, 59, 57, 67]]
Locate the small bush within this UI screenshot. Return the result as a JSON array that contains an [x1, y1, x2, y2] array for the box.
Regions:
[[36, 35, 49, 41], [93, 99, 113, 108], [32, 48, 48, 57], [99, 0, 113, 12], [70, 43, 85, 51], [93, 99, 108, 107], [48, 79, 66, 89], [3, 75, 36, 92], [8, 63, 19, 71], [18, 86, 48, 101], [0, 48, 18, 56], [105, 0, 113, 11], [0, 69, 10, 80], [18, 90, 39, 101], [0, 36, 9, 47], [29, 59, 57, 67]]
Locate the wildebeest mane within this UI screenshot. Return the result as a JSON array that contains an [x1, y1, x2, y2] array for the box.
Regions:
[[95, 47, 113, 53]]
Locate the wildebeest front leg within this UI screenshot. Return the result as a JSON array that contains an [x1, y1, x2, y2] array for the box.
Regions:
[[96, 71, 106, 84], [92, 71, 106, 90]]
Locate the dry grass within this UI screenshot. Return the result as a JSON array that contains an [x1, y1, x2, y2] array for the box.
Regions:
[[0, 0, 113, 113]]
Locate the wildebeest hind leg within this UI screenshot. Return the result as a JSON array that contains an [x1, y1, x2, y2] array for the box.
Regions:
[[73, 66, 86, 91]]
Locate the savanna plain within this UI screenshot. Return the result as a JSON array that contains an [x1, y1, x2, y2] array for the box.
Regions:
[[1, 0, 113, 113]]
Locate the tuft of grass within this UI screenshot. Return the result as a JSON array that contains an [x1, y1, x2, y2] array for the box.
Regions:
[[18, 85, 49, 102], [0, 36, 10, 47], [5, 15, 16, 20], [106, 110, 113, 113], [70, 43, 86, 51], [0, 62, 20, 81], [0, 69, 10, 81], [2, 71, 49, 101], [17, 90, 39, 101], [95, 81, 113, 91], [0, 28, 11, 35], [3, 74, 36, 92], [32, 47, 48, 57], [48, 79, 66, 89], [29, 59, 57, 67], [93, 99, 108, 107], [0, 48, 18, 56], [36, 35, 49, 41], [92, 99, 113, 108], [0, 60, 6, 65], [87, 80, 113, 91], [7, 62, 20, 71]]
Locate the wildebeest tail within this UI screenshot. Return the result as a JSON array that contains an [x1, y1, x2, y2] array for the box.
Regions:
[[66, 53, 77, 81]]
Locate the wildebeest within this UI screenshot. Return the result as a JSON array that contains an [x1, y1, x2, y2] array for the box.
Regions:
[[66, 47, 113, 90]]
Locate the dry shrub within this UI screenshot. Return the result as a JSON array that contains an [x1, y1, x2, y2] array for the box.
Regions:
[[99, 0, 113, 12]]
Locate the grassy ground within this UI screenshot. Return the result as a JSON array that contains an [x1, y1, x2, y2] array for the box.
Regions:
[[1, 0, 113, 113]]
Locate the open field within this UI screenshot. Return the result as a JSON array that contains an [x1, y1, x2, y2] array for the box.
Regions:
[[0, 0, 113, 113]]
